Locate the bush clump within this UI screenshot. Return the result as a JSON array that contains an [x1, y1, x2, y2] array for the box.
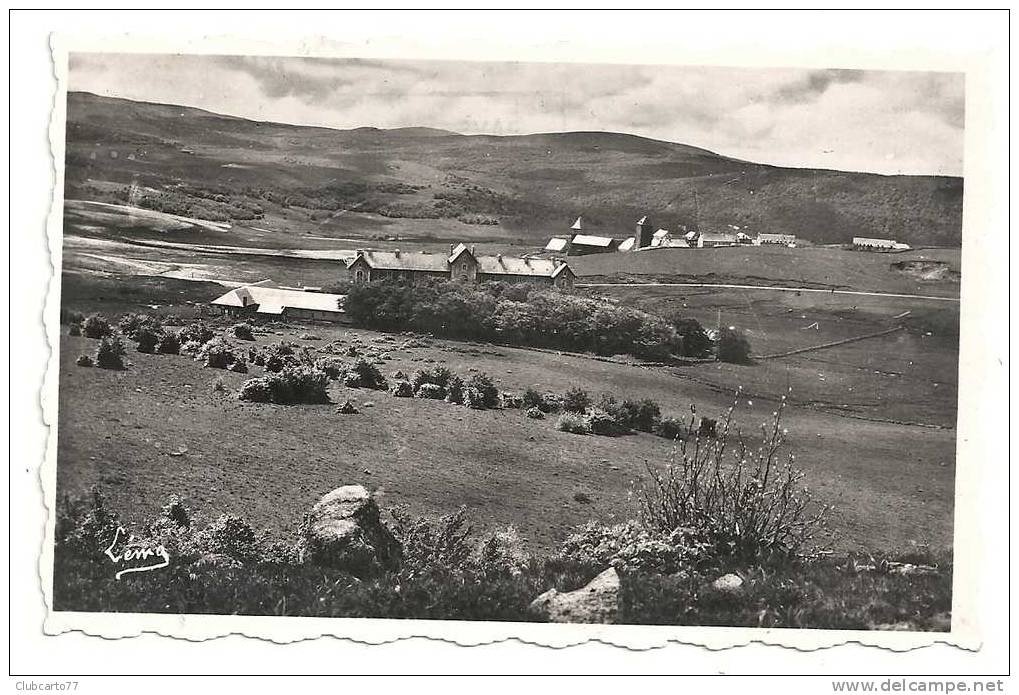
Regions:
[[464, 372, 499, 409], [199, 338, 236, 369], [81, 314, 113, 339], [118, 313, 162, 340], [717, 327, 752, 364], [560, 521, 709, 575], [562, 387, 591, 414], [232, 323, 255, 341], [177, 322, 215, 346], [133, 326, 163, 354], [390, 380, 414, 397], [94, 335, 126, 369], [586, 407, 625, 436], [238, 366, 330, 405], [415, 383, 446, 400], [556, 412, 591, 435], [229, 358, 249, 373], [156, 331, 181, 355], [655, 416, 688, 441], [411, 366, 455, 392], [68, 323, 81, 337], [75, 354, 93, 367], [444, 374, 466, 405], [525, 407, 545, 419], [314, 356, 346, 380], [343, 358, 388, 390]]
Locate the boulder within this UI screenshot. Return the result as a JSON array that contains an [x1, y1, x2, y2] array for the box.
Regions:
[[712, 573, 744, 592], [304, 485, 401, 576], [529, 567, 620, 623]]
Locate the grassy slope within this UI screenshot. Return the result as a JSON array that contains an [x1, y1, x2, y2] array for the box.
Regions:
[[64, 92, 963, 248], [57, 316, 955, 555]]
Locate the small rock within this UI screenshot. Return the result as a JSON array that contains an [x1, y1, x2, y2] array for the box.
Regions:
[[712, 573, 744, 592], [530, 567, 620, 624], [362, 401, 375, 408]]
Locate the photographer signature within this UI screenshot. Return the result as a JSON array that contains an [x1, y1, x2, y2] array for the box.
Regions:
[[104, 527, 171, 580]]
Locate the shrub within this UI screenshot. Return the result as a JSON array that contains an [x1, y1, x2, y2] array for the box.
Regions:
[[118, 313, 162, 340], [634, 394, 828, 561], [199, 338, 236, 369], [623, 398, 662, 433], [655, 416, 688, 441], [156, 331, 181, 355], [75, 354, 93, 367], [717, 327, 752, 364], [668, 316, 714, 358], [179, 340, 203, 357], [465, 372, 499, 409], [229, 358, 249, 373], [444, 375, 466, 404], [560, 521, 708, 575], [238, 366, 330, 405], [81, 314, 113, 339], [521, 388, 544, 410], [177, 322, 215, 346], [344, 358, 387, 390], [411, 366, 455, 391], [258, 342, 299, 372], [587, 407, 625, 436], [133, 326, 163, 354], [232, 323, 255, 341], [556, 412, 590, 435], [314, 356, 346, 380], [525, 407, 545, 419], [415, 383, 446, 400], [238, 378, 272, 403], [562, 387, 591, 413], [68, 323, 81, 337], [94, 335, 126, 369], [390, 380, 414, 397], [63, 310, 85, 326]]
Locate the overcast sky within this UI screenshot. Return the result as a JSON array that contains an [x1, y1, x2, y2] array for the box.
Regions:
[[69, 53, 964, 176]]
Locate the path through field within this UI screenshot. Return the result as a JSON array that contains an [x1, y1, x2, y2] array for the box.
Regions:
[[578, 281, 960, 302]]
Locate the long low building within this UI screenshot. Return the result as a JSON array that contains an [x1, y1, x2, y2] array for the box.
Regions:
[[212, 281, 347, 322], [346, 243, 576, 289]]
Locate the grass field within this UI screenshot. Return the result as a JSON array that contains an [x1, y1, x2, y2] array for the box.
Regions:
[[56, 310, 955, 555]]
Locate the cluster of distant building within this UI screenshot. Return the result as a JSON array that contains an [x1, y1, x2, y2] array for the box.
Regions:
[[851, 237, 912, 251], [543, 216, 797, 256]]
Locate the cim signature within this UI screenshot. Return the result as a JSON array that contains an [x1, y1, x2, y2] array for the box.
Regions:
[[104, 526, 171, 580]]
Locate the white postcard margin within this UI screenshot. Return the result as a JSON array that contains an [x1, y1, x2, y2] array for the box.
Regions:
[[39, 28, 996, 652]]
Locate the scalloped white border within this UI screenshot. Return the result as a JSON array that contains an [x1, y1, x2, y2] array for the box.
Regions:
[[40, 30, 985, 652]]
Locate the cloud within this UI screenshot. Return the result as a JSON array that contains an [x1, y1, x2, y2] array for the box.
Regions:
[[67, 53, 964, 175]]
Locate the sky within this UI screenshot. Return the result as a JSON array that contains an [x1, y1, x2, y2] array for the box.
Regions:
[[68, 53, 965, 176]]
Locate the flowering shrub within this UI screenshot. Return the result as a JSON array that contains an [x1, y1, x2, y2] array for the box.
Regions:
[[314, 356, 346, 380], [560, 520, 708, 574], [556, 412, 590, 435], [586, 407, 624, 436], [655, 416, 688, 441], [199, 338, 236, 369], [444, 375, 466, 405], [635, 393, 828, 560], [239, 366, 330, 405], [411, 366, 455, 391], [232, 323, 255, 341], [415, 383, 445, 400], [75, 354, 93, 367], [177, 322, 215, 346], [525, 407, 545, 419], [156, 331, 181, 355]]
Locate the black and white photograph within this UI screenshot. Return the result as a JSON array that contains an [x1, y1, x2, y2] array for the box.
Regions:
[[47, 47, 968, 632], [12, 11, 1008, 678]]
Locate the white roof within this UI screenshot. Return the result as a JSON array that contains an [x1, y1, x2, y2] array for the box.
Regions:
[[853, 237, 897, 245], [652, 229, 670, 239], [636, 215, 648, 225], [212, 285, 345, 314], [544, 237, 570, 252], [571, 234, 615, 247], [570, 217, 583, 231], [617, 237, 635, 251]]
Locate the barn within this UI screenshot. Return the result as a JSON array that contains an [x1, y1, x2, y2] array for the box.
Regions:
[[212, 282, 347, 322]]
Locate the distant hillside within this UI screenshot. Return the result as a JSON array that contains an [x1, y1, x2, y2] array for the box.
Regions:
[[62, 92, 964, 247]]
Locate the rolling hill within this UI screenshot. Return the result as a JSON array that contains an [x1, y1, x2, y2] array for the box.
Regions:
[[62, 91, 963, 247]]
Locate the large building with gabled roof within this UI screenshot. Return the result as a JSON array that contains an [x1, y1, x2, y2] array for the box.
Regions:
[[345, 243, 576, 289]]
